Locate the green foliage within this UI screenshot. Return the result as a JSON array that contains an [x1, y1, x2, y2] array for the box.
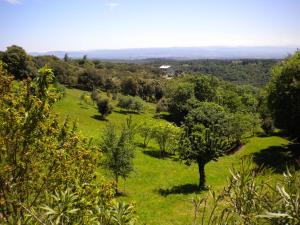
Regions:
[[257, 91, 274, 135], [179, 124, 227, 188], [64, 53, 70, 62], [53, 86, 294, 224], [34, 55, 76, 87], [101, 123, 135, 193], [97, 98, 113, 119], [165, 80, 195, 122], [117, 95, 144, 113], [138, 122, 155, 147], [91, 88, 100, 103], [192, 159, 300, 225], [179, 102, 251, 188], [164, 74, 260, 124], [267, 51, 300, 139], [2, 45, 36, 79], [110, 201, 137, 225], [194, 76, 218, 102], [156, 97, 169, 113], [39, 189, 80, 224], [152, 123, 180, 156], [0, 64, 119, 224], [121, 77, 139, 96], [24, 188, 136, 225], [77, 67, 104, 91], [151, 59, 276, 86], [80, 93, 93, 105]]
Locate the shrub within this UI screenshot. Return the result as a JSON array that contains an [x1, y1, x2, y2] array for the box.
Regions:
[[152, 123, 180, 156], [97, 98, 113, 119], [139, 122, 155, 147], [118, 95, 144, 113], [0, 64, 116, 224], [192, 159, 300, 225]]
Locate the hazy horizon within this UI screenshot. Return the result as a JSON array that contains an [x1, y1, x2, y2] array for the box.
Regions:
[[30, 45, 299, 53], [1, 0, 299, 52]]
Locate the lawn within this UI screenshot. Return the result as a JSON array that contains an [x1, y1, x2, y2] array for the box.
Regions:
[[54, 88, 292, 225]]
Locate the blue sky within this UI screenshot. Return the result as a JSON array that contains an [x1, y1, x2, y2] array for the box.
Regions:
[[1, 0, 299, 52]]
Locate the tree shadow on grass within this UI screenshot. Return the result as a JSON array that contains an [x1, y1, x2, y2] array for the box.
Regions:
[[115, 191, 128, 197], [78, 103, 90, 110], [252, 143, 300, 173], [153, 113, 180, 125], [136, 143, 147, 148], [142, 149, 174, 159], [114, 109, 139, 115], [157, 184, 204, 196], [91, 115, 108, 121]]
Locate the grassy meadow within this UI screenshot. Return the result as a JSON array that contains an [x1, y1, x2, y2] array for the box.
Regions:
[[54, 88, 292, 225]]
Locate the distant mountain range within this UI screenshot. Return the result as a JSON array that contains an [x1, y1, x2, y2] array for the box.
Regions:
[[30, 46, 299, 60]]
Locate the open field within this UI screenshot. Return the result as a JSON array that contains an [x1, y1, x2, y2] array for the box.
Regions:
[[54, 88, 292, 225]]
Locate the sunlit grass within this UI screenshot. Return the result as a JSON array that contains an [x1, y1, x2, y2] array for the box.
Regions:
[[54, 88, 290, 225]]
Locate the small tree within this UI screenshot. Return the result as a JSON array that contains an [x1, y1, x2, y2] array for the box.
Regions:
[[64, 53, 69, 62], [267, 51, 300, 139], [132, 97, 144, 112], [178, 102, 231, 189], [139, 123, 154, 147], [117, 95, 144, 113], [101, 123, 135, 193], [152, 123, 180, 156], [91, 88, 99, 104], [97, 98, 113, 119]]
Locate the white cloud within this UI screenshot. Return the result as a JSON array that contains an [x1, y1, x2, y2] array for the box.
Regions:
[[4, 0, 22, 5], [105, 2, 119, 9]]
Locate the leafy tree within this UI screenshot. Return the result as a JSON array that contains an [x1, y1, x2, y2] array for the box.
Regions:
[[0, 63, 113, 223], [220, 89, 242, 112], [117, 95, 144, 113], [121, 77, 139, 96], [132, 97, 144, 112], [165, 81, 195, 122], [124, 115, 139, 142], [2, 45, 35, 79], [64, 53, 70, 62], [194, 76, 218, 102], [101, 123, 135, 193], [156, 97, 169, 113], [178, 102, 231, 189], [152, 123, 180, 156], [34, 55, 75, 86], [91, 88, 99, 103], [0, 51, 4, 60], [97, 98, 113, 119], [267, 51, 300, 139], [77, 67, 104, 91], [258, 91, 274, 135], [139, 123, 154, 147]]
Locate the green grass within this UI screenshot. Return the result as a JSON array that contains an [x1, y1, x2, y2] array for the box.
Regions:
[[54, 88, 291, 225]]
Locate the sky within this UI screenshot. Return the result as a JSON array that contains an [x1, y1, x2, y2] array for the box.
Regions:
[[0, 0, 299, 52]]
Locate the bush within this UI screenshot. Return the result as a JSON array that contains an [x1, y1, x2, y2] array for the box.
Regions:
[[117, 95, 144, 113], [192, 159, 300, 225], [0, 64, 118, 224], [156, 97, 169, 113], [97, 98, 113, 119], [152, 123, 180, 156], [267, 51, 300, 139], [139, 123, 155, 147]]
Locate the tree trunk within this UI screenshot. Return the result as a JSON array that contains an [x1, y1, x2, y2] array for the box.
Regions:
[[197, 162, 206, 189]]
